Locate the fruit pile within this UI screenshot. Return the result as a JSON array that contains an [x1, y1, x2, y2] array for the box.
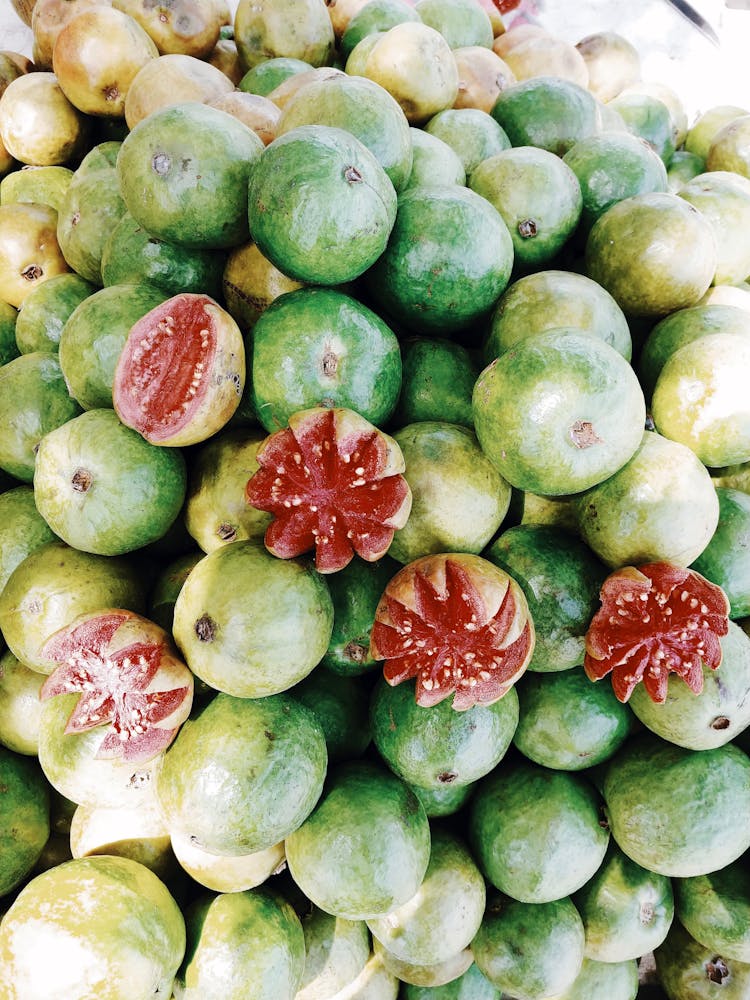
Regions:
[[1, 0, 750, 997]]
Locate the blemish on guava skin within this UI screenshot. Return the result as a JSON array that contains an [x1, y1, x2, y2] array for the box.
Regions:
[[344, 166, 362, 184], [21, 264, 42, 281], [518, 219, 537, 238], [711, 716, 731, 730], [71, 468, 93, 493], [194, 614, 217, 642], [152, 152, 171, 176], [322, 351, 338, 377], [437, 771, 457, 784], [639, 900, 655, 925], [344, 640, 366, 663], [570, 420, 603, 449], [706, 956, 730, 985], [216, 523, 237, 543]]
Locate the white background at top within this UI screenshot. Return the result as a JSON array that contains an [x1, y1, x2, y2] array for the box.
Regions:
[[1, 0, 750, 124]]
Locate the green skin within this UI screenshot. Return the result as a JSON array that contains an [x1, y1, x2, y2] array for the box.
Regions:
[[38, 693, 161, 810], [675, 856, 750, 962], [291, 667, 371, 764], [0, 540, 144, 674], [276, 72, 414, 191], [172, 540, 334, 698], [471, 895, 585, 1000], [712, 460, 750, 493], [345, 33, 384, 76], [667, 150, 705, 192], [374, 938, 473, 988], [321, 555, 399, 676], [678, 171, 750, 284], [58, 283, 167, 410], [0, 300, 18, 366], [285, 760, 431, 920], [519, 491, 579, 533], [485, 524, 607, 673], [118, 102, 265, 249], [655, 919, 750, 1000], [603, 733, 750, 877], [584, 192, 717, 317], [297, 907, 370, 1000], [691, 489, 750, 618], [183, 427, 271, 553], [390, 422, 511, 564], [556, 958, 638, 1000], [238, 57, 314, 96], [0, 746, 50, 896], [608, 93, 676, 165], [469, 757, 609, 904], [472, 331, 645, 497], [706, 114, 750, 180], [68, 800, 175, 882], [0, 647, 44, 755], [0, 855, 185, 1000], [409, 780, 475, 818], [177, 889, 305, 1000], [248, 125, 397, 286], [370, 676, 519, 789], [156, 692, 327, 856], [573, 843, 674, 963], [365, 183, 513, 336], [512, 668, 631, 771], [74, 141, 122, 178], [486, 269, 632, 364], [0, 485, 57, 595], [33, 409, 187, 557], [57, 148, 127, 285], [340, 0, 422, 61], [469, 146, 583, 269], [562, 130, 668, 234], [329, 951, 399, 999], [101, 213, 227, 299], [251, 287, 402, 432], [14, 273, 95, 355], [0, 165, 73, 213], [403, 128, 466, 190], [0, 352, 82, 482], [638, 304, 750, 401], [415, 0, 492, 48], [366, 828, 486, 967], [394, 337, 478, 428], [687, 106, 748, 160], [491, 77, 600, 156], [652, 332, 750, 467], [629, 620, 750, 751], [148, 551, 203, 635], [424, 108, 511, 179], [234, 0, 334, 71], [574, 430, 719, 569], [401, 963, 501, 1000]]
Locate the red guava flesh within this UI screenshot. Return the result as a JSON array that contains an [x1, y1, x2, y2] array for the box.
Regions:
[[369, 553, 535, 710], [584, 562, 731, 704], [245, 407, 412, 574], [112, 292, 244, 446], [39, 610, 194, 763]]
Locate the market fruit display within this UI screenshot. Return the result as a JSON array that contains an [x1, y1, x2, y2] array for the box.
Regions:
[[3, 1, 750, 997]]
